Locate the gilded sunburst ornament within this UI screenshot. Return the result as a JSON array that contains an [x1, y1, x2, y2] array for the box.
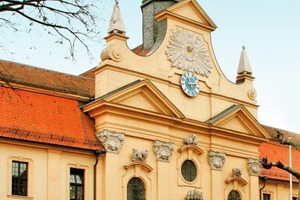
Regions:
[[166, 28, 212, 77]]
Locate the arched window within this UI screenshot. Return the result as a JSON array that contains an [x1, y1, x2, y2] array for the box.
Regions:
[[181, 160, 197, 182], [127, 177, 145, 200], [228, 190, 241, 200]]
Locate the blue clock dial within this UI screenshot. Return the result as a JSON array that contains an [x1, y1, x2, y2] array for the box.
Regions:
[[180, 71, 200, 97]]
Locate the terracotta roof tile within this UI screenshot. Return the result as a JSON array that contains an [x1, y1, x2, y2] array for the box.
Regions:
[[260, 125, 300, 182], [132, 45, 151, 56], [0, 86, 103, 150], [0, 60, 95, 98]]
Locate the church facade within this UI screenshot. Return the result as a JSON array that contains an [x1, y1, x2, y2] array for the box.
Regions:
[[0, 0, 299, 200]]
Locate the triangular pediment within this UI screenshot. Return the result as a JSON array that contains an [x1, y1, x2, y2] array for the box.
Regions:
[[157, 0, 217, 31], [207, 105, 271, 139], [99, 79, 185, 118]]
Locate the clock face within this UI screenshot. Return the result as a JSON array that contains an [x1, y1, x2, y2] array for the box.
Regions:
[[180, 71, 200, 97]]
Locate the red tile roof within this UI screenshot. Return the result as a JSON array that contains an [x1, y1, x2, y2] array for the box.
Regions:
[[260, 126, 300, 182], [0, 86, 103, 150], [0, 60, 95, 99]]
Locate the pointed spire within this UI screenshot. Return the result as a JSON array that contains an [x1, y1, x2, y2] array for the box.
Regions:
[[237, 46, 252, 75], [107, 0, 126, 35]]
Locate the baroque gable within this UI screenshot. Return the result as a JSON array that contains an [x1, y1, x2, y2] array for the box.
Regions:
[[84, 79, 185, 119], [157, 0, 217, 31], [206, 105, 271, 140]]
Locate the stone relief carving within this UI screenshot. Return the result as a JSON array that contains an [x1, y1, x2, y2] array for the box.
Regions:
[[166, 28, 212, 77], [132, 148, 148, 161], [153, 140, 174, 162], [232, 168, 243, 177], [184, 134, 198, 145], [208, 150, 226, 170], [96, 129, 124, 153], [185, 189, 203, 200], [248, 89, 257, 100], [100, 44, 122, 62], [248, 158, 262, 176]]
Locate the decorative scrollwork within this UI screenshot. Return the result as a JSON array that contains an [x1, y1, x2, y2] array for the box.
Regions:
[[248, 89, 257, 100], [185, 189, 203, 200], [153, 140, 174, 162], [132, 148, 149, 161], [208, 150, 226, 170], [96, 129, 124, 153], [232, 168, 243, 177], [184, 134, 198, 145], [166, 28, 212, 77], [248, 158, 261, 176]]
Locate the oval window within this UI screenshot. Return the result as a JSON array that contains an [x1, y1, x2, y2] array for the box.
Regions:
[[181, 160, 197, 182]]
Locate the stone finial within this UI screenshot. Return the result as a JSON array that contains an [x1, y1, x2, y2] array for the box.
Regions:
[[248, 158, 262, 176], [132, 148, 149, 161], [184, 134, 198, 145], [107, 0, 126, 35], [232, 168, 243, 177], [208, 150, 226, 170], [185, 189, 203, 200], [237, 46, 252, 75], [153, 140, 174, 162], [96, 129, 124, 153]]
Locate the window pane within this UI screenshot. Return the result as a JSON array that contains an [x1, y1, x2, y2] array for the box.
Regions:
[[70, 186, 76, 199], [181, 160, 197, 182], [70, 175, 75, 183], [228, 190, 241, 200], [70, 168, 84, 200], [127, 178, 145, 200], [12, 161, 28, 196], [76, 175, 83, 184], [263, 194, 271, 200], [77, 186, 83, 200]]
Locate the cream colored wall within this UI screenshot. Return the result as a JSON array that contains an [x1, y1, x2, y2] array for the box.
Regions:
[[0, 141, 99, 200], [260, 180, 298, 200], [90, 0, 268, 199], [92, 110, 262, 199]]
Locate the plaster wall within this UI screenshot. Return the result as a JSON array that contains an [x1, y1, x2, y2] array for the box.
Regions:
[[0, 141, 98, 200]]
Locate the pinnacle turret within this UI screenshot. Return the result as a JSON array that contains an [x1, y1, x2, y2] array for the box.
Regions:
[[237, 46, 252, 75], [107, 0, 126, 35]]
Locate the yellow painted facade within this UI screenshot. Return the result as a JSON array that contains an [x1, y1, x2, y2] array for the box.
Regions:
[[84, 0, 271, 199], [1, 0, 298, 200]]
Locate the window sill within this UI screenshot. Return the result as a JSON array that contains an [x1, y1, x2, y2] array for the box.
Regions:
[[7, 195, 33, 200]]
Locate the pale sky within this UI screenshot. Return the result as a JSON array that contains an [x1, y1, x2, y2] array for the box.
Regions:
[[1, 0, 300, 133]]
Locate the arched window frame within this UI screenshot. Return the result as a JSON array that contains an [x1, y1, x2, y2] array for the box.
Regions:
[[123, 162, 153, 199], [177, 145, 204, 188], [224, 176, 248, 200]]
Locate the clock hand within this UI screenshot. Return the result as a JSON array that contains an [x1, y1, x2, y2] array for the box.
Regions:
[[186, 73, 194, 87]]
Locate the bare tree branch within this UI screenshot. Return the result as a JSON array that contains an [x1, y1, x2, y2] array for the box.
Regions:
[[0, 0, 100, 60]]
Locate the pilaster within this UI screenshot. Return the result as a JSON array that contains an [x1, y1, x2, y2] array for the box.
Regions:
[[47, 149, 62, 200]]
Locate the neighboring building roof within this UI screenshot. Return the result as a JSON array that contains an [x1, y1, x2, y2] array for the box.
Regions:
[[0, 86, 102, 150], [0, 60, 102, 151], [0, 60, 95, 99], [260, 125, 300, 182]]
